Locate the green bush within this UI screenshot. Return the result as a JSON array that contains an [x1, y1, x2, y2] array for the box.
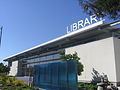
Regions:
[[12, 79, 28, 87], [0, 75, 35, 90], [78, 82, 97, 90]]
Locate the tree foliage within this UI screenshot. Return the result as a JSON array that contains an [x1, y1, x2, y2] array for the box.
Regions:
[[79, 0, 120, 20], [60, 51, 80, 61], [60, 51, 84, 75], [0, 63, 10, 74]]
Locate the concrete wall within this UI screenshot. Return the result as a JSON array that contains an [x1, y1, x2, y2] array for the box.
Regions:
[[9, 60, 18, 76], [113, 38, 120, 83], [65, 37, 117, 82]]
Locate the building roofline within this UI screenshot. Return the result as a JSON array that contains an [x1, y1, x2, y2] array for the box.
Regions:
[[3, 21, 105, 61]]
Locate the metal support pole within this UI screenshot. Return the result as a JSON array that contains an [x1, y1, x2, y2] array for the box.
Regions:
[[0, 26, 3, 47]]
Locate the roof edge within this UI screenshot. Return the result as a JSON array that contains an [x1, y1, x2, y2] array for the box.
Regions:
[[3, 21, 104, 61]]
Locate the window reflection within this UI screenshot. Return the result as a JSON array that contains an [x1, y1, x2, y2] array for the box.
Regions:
[[23, 53, 60, 64], [20, 53, 61, 76]]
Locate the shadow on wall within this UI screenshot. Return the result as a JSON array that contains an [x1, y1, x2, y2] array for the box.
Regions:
[[91, 68, 108, 83]]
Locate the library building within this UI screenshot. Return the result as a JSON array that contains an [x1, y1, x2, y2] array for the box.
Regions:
[[3, 15, 120, 90]]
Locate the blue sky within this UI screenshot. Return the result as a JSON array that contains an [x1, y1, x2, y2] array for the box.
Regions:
[[0, 0, 117, 62]]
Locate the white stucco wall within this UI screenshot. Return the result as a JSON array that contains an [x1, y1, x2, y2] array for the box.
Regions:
[[113, 38, 120, 83], [9, 60, 18, 76], [65, 37, 117, 82]]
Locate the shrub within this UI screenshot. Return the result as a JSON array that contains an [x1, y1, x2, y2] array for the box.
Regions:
[[0, 75, 36, 90], [12, 79, 28, 87], [78, 82, 97, 90]]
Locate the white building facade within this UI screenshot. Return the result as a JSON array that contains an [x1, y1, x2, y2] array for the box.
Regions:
[[3, 21, 120, 86], [66, 37, 120, 84]]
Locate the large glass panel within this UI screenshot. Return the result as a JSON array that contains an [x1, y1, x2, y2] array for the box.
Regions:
[[33, 60, 78, 90], [59, 61, 67, 89], [68, 60, 78, 90]]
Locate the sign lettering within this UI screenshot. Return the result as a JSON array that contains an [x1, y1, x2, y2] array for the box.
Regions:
[[66, 15, 105, 34]]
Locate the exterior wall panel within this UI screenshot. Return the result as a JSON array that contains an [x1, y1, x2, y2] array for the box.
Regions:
[[9, 60, 18, 76], [66, 37, 117, 82], [113, 38, 120, 83]]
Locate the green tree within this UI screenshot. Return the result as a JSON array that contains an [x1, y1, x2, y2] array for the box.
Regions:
[[79, 0, 120, 20], [0, 63, 10, 74], [60, 51, 84, 75]]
